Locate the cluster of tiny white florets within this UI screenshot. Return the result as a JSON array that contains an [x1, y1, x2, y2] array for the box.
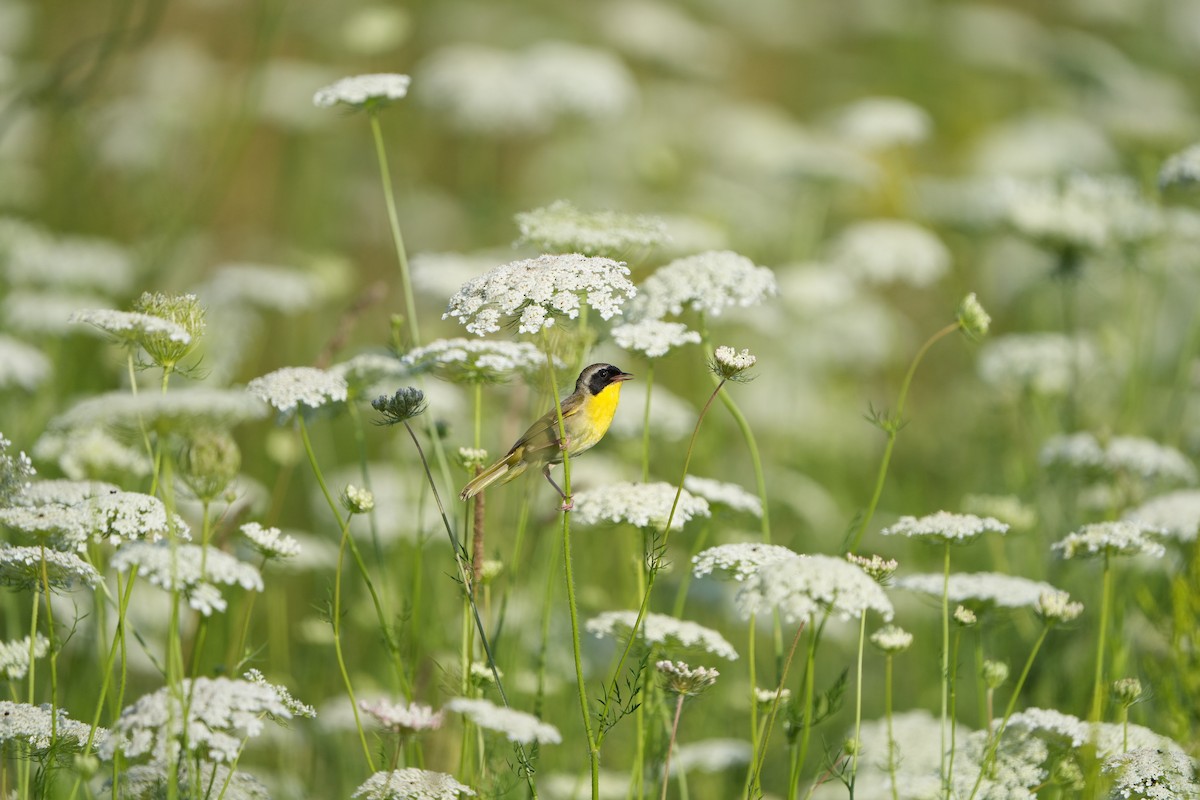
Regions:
[[0, 634, 48, 680], [110, 542, 263, 616], [881, 510, 1009, 543], [997, 173, 1162, 251], [0, 490, 188, 551], [846, 553, 899, 584], [247, 366, 349, 415], [655, 660, 720, 696], [242, 669, 316, 718], [444, 253, 636, 336], [0, 701, 102, 751], [712, 346, 757, 379], [826, 219, 951, 288], [1160, 142, 1200, 190], [611, 319, 701, 359], [15, 479, 119, 506], [1125, 490, 1200, 542], [630, 250, 777, 320], [1052, 521, 1166, 560], [736, 554, 894, 623], [352, 769, 476, 800], [1103, 747, 1198, 799], [586, 610, 739, 660], [0, 433, 35, 505], [1005, 707, 1186, 761], [0, 335, 51, 392], [978, 333, 1099, 397], [692, 543, 797, 582], [896, 572, 1061, 611], [359, 699, 444, 735], [48, 389, 269, 433], [828, 96, 932, 151], [1034, 590, 1085, 624], [682, 476, 762, 517], [70, 308, 192, 348], [403, 338, 550, 382], [328, 353, 411, 397], [572, 481, 710, 530], [444, 697, 561, 745], [870, 625, 914, 654], [201, 263, 326, 313], [102, 676, 298, 763], [0, 545, 100, 590], [313, 73, 411, 109], [240, 522, 301, 560], [515, 200, 669, 258]]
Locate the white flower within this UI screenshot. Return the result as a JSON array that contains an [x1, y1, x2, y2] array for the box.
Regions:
[[353, 769, 476, 800], [692, 543, 797, 581], [0, 701, 102, 751], [656, 660, 719, 696], [111, 542, 263, 616], [896, 572, 1060, 610], [242, 668, 316, 718], [247, 366, 348, 414], [102, 677, 296, 763], [1034, 590, 1084, 624], [1125, 490, 1200, 542], [32, 427, 152, 482], [1160, 142, 1200, 191], [445, 697, 561, 745], [444, 253, 635, 336], [1104, 436, 1198, 486], [0, 545, 100, 590], [712, 346, 757, 379], [754, 687, 792, 706], [329, 353, 412, 397], [2, 291, 109, 336], [956, 292, 991, 339], [826, 220, 950, 287], [117, 763, 269, 800], [997, 173, 1161, 251], [1005, 708, 1186, 760], [630, 251, 776, 320], [827, 96, 932, 150], [0, 490, 188, 550], [572, 481, 710, 530], [2, 226, 133, 294], [70, 308, 191, 348], [360, 699, 444, 735], [15, 479, 120, 507], [0, 634, 48, 680], [1053, 521, 1166, 559], [611, 319, 701, 358], [1103, 747, 1198, 799], [735, 554, 894, 623], [47, 389, 269, 432], [200, 262, 327, 313], [881, 511, 1009, 543], [0, 433, 35, 505], [669, 739, 752, 776], [515, 200, 669, 258], [961, 494, 1037, 532], [587, 610, 738, 660], [682, 476, 762, 517], [869, 625, 913, 654], [403, 338, 552, 382], [240, 522, 301, 559], [0, 335, 50, 391], [313, 73, 410, 108]]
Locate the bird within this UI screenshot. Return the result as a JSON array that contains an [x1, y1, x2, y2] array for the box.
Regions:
[[460, 363, 633, 507]]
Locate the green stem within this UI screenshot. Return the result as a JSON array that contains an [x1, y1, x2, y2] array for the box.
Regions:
[[1089, 551, 1113, 722], [660, 694, 686, 800], [745, 621, 806, 799], [332, 500, 376, 771], [790, 616, 824, 800], [947, 626, 962, 792], [850, 613, 866, 796], [885, 655, 898, 800], [641, 363, 654, 483], [848, 321, 960, 552], [369, 110, 420, 347], [941, 541, 951, 794]]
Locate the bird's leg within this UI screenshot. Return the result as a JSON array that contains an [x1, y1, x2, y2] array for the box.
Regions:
[[542, 463, 572, 511]]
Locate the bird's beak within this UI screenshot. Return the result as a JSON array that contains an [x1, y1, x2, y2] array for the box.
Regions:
[[613, 372, 634, 382]]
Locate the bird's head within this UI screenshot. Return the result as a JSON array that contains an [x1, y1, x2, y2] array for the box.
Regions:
[[578, 363, 634, 396]]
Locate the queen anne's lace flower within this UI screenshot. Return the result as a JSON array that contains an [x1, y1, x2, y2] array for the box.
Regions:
[[736, 554, 894, 623], [656, 660, 719, 696], [515, 200, 669, 258], [313, 73, 411, 109], [0, 433, 35, 505], [1005, 708, 1186, 761], [611, 319, 701, 358], [1125, 490, 1200, 542], [896, 572, 1060, 610], [0, 701, 102, 751], [1035, 590, 1084, 623], [445, 698, 560, 745], [240, 522, 300, 559], [201, 263, 326, 313], [828, 96, 932, 150], [353, 769, 476, 800], [0, 545, 100, 589], [573, 481, 709, 530], [1053, 521, 1166, 559], [16, 479, 119, 506], [1160, 143, 1200, 190], [70, 308, 191, 348], [329, 353, 411, 397], [881, 511, 1009, 543], [669, 739, 753, 776], [692, 543, 797, 581], [979, 333, 1099, 397], [0, 335, 51, 392], [587, 610, 738, 660], [682, 476, 762, 517], [1103, 747, 1198, 799], [998, 173, 1162, 251], [359, 699, 444, 735], [712, 346, 756, 379], [444, 253, 636, 336], [48, 389, 269, 432], [111, 542, 263, 615], [630, 251, 776, 320], [827, 219, 951, 287], [0, 634, 48, 680], [247, 366, 348, 414], [0, 490, 188, 550], [403, 338, 551, 382], [870, 625, 913, 653]]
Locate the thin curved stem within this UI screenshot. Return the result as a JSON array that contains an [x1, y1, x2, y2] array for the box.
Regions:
[[660, 695, 686, 800], [369, 110, 420, 347], [1089, 551, 1113, 722], [941, 541, 951, 794]]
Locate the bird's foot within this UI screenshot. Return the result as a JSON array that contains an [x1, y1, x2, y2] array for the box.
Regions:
[[558, 435, 571, 452], [560, 496, 574, 512]]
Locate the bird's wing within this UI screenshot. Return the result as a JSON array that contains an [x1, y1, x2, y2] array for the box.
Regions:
[[507, 393, 585, 458]]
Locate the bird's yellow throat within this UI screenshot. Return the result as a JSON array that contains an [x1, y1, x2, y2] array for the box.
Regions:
[[582, 380, 624, 437]]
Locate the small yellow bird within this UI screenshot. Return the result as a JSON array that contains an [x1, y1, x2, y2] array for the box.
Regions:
[[460, 363, 633, 506]]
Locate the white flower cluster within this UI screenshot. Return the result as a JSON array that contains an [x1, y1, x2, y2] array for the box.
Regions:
[[16, 479, 119, 506], [611, 319, 701, 358], [881, 510, 1009, 543], [1160, 142, 1200, 190], [247, 366, 348, 414], [961, 494, 1037, 532], [0, 335, 51, 392], [1053, 521, 1166, 560], [656, 660, 720, 696], [70, 308, 191, 347], [313, 73, 410, 108], [48, 389, 269, 432], [515, 200, 669, 258], [0, 432, 35, 505], [0, 634, 48, 680], [353, 769, 475, 800], [572, 481, 710, 530], [826, 219, 950, 287], [587, 610, 738, 660], [980, 333, 1102, 396], [735, 554, 894, 623], [242, 669, 316, 718], [692, 543, 797, 582], [997, 173, 1162, 251], [445, 697, 561, 745], [682, 476, 762, 517], [444, 253, 636, 336], [668, 739, 753, 777], [118, 763, 269, 800], [111, 542, 263, 615], [329, 353, 411, 397], [359, 698, 444, 734], [896, 572, 1060, 610], [201, 263, 326, 313], [102, 676, 298, 763], [3, 225, 133, 294], [0, 701, 102, 751], [0, 545, 100, 589], [32, 428, 151, 482], [240, 522, 301, 559], [1104, 436, 1198, 486], [828, 96, 932, 150], [403, 337, 550, 381], [869, 625, 913, 653], [630, 251, 777, 320], [1035, 590, 1085, 624], [0, 491, 187, 551], [712, 346, 757, 378], [1125, 490, 1200, 542], [1006, 707, 1186, 761], [1103, 747, 1198, 799]]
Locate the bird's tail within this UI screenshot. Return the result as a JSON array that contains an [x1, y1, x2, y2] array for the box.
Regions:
[[460, 453, 527, 500]]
